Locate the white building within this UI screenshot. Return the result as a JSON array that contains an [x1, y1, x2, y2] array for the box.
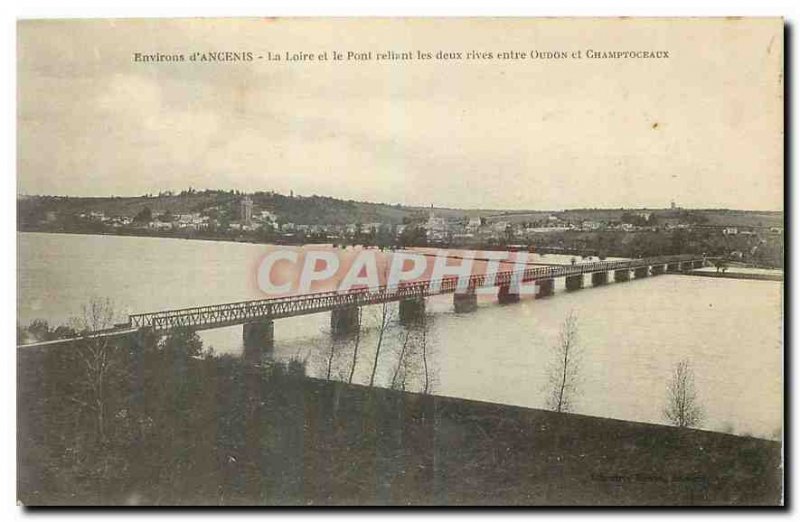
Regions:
[[240, 196, 253, 224], [425, 211, 448, 240], [257, 210, 277, 223], [491, 221, 510, 233]]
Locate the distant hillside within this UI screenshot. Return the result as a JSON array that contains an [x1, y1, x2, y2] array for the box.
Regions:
[[485, 208, 784, 228], [18, 190, 421, 226], [17, 190, 783, 229]]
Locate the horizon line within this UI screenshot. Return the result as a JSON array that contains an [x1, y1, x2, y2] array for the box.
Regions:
[[16, 191, 784, 214]]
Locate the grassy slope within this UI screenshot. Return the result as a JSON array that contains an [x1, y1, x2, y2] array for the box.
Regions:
[[299, 380, 781, 506], [17, 351, 782, 506]]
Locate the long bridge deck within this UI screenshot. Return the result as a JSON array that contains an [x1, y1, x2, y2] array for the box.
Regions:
[[128, 254, 702, 332], [18, 254, 706, 349]]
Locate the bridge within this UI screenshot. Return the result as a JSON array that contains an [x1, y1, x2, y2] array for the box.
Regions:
[[17, 254, 707, 356]]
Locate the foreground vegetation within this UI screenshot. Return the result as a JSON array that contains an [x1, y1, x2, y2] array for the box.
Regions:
[[18, 324, 781, 505]]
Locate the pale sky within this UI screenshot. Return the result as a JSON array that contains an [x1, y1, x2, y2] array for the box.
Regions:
[[17, 18, 783, 210]]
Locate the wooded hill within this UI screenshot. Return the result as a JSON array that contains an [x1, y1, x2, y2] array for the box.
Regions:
[[17, 189, 783, 228]]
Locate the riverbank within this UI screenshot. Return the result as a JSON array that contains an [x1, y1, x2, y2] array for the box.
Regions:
[[16, 227, 595, 257], [13, 228, 738, 269], [682, 270, 784, 282], [18, 226, 309, 247]]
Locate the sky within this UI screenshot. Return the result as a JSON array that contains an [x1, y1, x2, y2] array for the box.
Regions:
[[17, 18, 783, 210]]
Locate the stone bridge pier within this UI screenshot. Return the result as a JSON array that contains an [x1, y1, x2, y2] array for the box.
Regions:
[[614, 269, 631, 282], [634, 266, 649, 279], [399, 296, 426, 324], [565, 274, 584, 291], [243, 319, 274, 362], [536, 278, 555, 298], [498, 283, 520, 304], [591, 271, 609, 286], [453, 290, 478, 313], [331, 306, 361, 337]]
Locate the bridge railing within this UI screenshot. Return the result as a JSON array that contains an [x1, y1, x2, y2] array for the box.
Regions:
[[128, 254, 705, 331]]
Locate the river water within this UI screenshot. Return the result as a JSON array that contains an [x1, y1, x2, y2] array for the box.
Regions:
[[18, 232, 783, 439]]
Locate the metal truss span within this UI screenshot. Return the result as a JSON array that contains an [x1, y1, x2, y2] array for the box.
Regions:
[[128, 254, 703, 333]]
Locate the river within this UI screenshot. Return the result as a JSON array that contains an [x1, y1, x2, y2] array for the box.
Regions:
[[18, 232, 783, 439]]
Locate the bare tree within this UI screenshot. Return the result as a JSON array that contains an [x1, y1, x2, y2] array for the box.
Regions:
[[388, 310, 436, 394], [664, 359, 703, 428], [322, 335, 350, 382], [419, 313, 432, 394], [346, 307, 363, 384], [390, 329, 413, 390], [546, 311, 581, 413], [325, 337, 337, 381], [68, 298, 121, 443], [368, 299, 395, 387]]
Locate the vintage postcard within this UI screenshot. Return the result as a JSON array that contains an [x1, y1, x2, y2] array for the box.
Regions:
[[16, 17, 783, 506]]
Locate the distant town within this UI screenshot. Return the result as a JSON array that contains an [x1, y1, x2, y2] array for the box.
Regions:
[[17, 189, 784, 268]]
